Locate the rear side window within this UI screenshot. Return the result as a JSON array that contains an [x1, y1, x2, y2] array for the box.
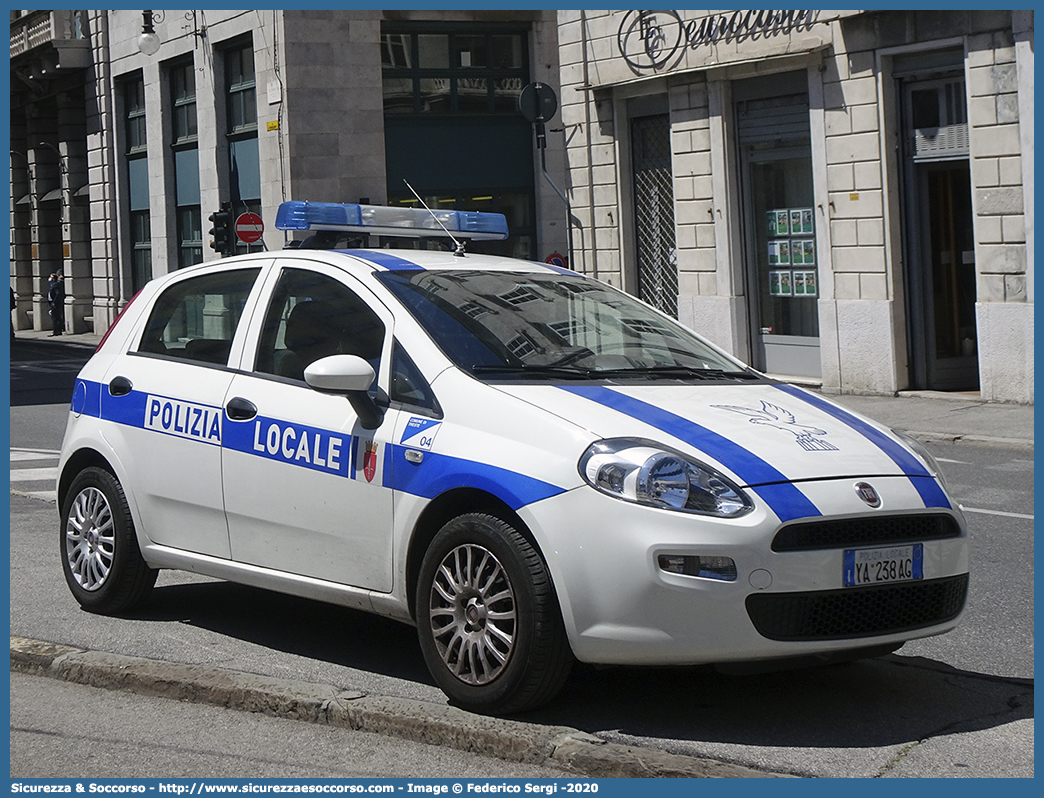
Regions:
[[137, 268, 261, 365]]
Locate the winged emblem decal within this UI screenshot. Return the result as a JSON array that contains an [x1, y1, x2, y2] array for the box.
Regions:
[[712, 400, 839, 452]]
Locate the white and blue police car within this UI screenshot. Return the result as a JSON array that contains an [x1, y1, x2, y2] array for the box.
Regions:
[[58, 201, 969, 715]]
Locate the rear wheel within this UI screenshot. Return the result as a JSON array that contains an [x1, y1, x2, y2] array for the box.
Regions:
[[60, 467, 157, 614], [416, 513, 573, 715]]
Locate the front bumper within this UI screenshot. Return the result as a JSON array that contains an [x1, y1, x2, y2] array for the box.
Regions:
[[519, 476, 969, 666]]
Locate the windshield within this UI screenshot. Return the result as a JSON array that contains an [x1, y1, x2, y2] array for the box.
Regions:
[[377, 270, 756, 381]]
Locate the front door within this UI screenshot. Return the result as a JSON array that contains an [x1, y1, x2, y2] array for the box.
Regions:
[[222, 261, 398, 592], [742, 148, 820, 377], [735, 73, 820, 378], [901, 75, 978, 391]]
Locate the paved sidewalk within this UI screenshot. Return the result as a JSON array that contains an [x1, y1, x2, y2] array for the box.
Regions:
[[823, 390, 1033, 450]]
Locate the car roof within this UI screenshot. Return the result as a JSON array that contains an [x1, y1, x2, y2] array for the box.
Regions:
[[323, 248, 569, 275], [163, 248, 573, 288]]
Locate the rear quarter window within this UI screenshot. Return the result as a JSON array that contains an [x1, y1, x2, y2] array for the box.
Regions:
[[137, 268, 261, 365]]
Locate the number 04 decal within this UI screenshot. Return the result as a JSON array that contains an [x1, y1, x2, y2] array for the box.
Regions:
[[401, 417, 442, 451]]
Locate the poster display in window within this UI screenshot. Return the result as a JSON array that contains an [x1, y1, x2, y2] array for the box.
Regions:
[[769, 270, 793, 296], [767, 206, 815, 295], [793, 270, 818, 296], [791, 238, 815, 265]]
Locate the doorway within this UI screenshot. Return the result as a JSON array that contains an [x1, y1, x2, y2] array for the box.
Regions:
[[735, 73, 819, 377], [900, 73, 978, 391], [631, 112, 678, 317]]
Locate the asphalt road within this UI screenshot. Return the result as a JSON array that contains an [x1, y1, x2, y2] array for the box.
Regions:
[[7, 335, 1035, 778], [9, 671, 577, 779]]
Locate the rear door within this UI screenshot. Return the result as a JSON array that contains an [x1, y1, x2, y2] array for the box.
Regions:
[[102, 264, 267, 558]]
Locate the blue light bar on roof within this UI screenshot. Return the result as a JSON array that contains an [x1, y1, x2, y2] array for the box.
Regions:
[[275, 201, 508, 240]]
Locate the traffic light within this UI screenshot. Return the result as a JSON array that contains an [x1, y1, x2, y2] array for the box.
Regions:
[[208, 203, 233, 256]]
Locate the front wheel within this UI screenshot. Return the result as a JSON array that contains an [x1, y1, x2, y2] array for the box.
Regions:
[[416, 513, 573, 715], [60, 466, 157, 614]]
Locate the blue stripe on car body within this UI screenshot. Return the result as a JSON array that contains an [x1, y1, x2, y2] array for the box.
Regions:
[[348, 251, 424, 271], [559, 384, 822, 523], [774, 383, 951, 509], [388, 445, 564, 510], [75, 380, 562, 511]]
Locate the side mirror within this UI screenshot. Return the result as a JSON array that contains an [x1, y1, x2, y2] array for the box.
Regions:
[[304, 355, 385, 430]]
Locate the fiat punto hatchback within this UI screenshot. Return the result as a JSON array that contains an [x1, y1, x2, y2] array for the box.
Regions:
[[58, 201, 969, 714]]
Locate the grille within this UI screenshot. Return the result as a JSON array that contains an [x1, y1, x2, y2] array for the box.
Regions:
[[772, 513, 961, 552], [746, 574, 969, 641]]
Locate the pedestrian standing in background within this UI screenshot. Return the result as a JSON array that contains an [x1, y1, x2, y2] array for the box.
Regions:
[[10, 285, 16, 341], [47, 272, 65, 337]]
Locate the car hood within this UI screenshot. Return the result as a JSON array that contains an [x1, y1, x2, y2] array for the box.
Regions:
[[492, 380, 933, 486]]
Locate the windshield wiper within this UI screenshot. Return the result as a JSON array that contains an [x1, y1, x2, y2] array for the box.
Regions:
[[471, 363, 758, 381], [586, 366, 758, 380], [470, 364, 597, 379]]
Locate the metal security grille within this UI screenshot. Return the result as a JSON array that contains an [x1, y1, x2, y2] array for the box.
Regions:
[[631, 114, 678, 318]]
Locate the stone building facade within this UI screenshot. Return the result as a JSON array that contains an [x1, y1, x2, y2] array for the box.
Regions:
[[10, 9, 568, 334], [556, 10, 1033, 402]]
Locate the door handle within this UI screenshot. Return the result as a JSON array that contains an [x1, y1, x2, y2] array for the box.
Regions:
[[108, 376, 133, 397], [225, 397, 258, 421]]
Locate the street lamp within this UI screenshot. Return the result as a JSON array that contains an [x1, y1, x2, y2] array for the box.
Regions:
[[137, 10, 160, 56]]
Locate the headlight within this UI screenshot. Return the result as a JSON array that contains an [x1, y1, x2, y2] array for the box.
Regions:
[[893, 429, 952, 493], [579, 438, 754, 517]]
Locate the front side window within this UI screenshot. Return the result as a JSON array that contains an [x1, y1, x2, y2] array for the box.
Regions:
[[138, 268, 261, 365], [377, 270, 750, 381], [255, 268, 386, 385]]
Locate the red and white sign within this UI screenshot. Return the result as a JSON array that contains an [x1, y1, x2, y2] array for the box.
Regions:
[[235, 212, 265, 244]]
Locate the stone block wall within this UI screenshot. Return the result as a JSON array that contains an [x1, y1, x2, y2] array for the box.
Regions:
[[557, 11, 623, 286]]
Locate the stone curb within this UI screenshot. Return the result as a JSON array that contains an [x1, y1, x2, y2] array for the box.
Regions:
[[904, 431, 1033, 451], [10, 636, 788, 779]]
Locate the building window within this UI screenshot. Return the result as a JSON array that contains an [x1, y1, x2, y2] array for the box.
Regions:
[[125, 78, 147, 153], [176, 203, 203, 270], [381, 23, 535, 259], [130, 210, 152, 292], [381, 26, 527, 115], [226, 43, 258, 134], [124, 75, 150, 291], [172, 61, 198, 144], [171, 61, 202, 268], [225, 42, 262, 255]]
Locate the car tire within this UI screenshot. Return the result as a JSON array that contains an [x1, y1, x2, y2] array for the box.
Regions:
[[416, 513, 573, 715], [60, 466, 157, 615]]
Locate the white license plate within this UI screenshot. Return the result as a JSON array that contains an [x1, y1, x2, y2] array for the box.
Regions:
[[843, 544, 923, 587]]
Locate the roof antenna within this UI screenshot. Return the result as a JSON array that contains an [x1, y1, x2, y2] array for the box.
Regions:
[[404, 180, 466, 256]]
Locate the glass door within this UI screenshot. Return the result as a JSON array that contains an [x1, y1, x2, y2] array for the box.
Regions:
[[900, 73, 978, 391], [742, 147, 820, 377]]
